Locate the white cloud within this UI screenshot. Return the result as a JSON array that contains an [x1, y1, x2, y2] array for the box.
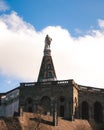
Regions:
[[74, 28, 83, 34], [98, 19, 104, 29], [0, 0, 9, 11], [0, 12, 104, 88], [0, 12, 44, 81]]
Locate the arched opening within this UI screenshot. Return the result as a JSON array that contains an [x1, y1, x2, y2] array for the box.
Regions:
[[82, 101, 89, 120], [40, 96, 51, 114], [47, 64, 51, 69], [94, 101, 103, 123], [28, 106, 33, 112], [59, 96, 65, 117], [25, 97, 33, 112], [60, 105, 64, 117], [47, 72, 52, 78]]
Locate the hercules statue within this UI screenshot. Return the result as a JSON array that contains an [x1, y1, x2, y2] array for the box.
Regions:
[[44, 35, 52, 50]]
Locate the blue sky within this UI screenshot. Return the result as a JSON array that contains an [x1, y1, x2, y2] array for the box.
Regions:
[[1, 0, 104, 92], [4, 0, 104, 34]]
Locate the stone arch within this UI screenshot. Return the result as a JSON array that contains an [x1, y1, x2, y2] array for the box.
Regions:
[[25, 97, 33, 112], [39, 96, 51, 114], [81, 101, 89, 120], [94, 101, 103, 123], [59, 96, 65, 117]]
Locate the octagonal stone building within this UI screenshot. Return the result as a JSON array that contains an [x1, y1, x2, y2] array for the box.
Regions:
[[0, 35, 104, 124], [19, 35, 104, 123]]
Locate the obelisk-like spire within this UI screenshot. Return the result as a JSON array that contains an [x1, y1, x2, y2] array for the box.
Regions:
[[37, 35, 57, 82]]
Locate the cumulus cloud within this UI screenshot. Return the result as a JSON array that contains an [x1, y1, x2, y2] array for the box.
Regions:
[[74, 28, 83, 34], [0, 11, 43, 81], [0, 0, 9, 11], [0, 11, 104, 88], [98, 19, 104, 29]]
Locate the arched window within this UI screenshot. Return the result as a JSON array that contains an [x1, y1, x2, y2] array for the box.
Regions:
[[81, 101, 89, 120], [40, 96, 51, 114], [47, 72, 52, 78], [59, 96, 65, 117], [94, 101, 103, 123], [25, 97, 33, 112], [60, 105, 64, 117], [47, 64, 51, 69], [27, 98, 33, 104]]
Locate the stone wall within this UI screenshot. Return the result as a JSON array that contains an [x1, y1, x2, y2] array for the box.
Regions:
[[19, 80, 104, 122], [19, 80, 76, 120], [78, 86, 104, 122]]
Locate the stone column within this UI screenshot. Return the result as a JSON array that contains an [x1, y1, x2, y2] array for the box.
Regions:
[[20, 106, 23, 117], [89, 106, 92, 121], [90, 105, 94, 121], [50, 101, 53, 116], [69, 100, 74, 121], [34, 98, 40, 113], [64, 100, 69, 119], [53, 101, 58, 126]]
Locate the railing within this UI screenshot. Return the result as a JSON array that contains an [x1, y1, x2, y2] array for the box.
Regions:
[[79, 85, 104, 93], [20, 79, 75, 87], [20, 82, 36, 87]]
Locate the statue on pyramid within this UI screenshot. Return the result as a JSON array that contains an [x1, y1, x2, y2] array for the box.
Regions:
[[44, 34, 52, 50]]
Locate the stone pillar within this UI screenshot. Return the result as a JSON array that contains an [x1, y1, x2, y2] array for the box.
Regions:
[[79, 103, 82, 119], [33, 104, 37, 113], [90, 105, 94, 121], [34, 98, 40, 113], [89, 105, 92, 121], [69, 101, 74, 121], [20, 106, 23, 117], [50, 101, 54, 116], [53, 101, 58, 126], [64, 100, 69, 119]]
